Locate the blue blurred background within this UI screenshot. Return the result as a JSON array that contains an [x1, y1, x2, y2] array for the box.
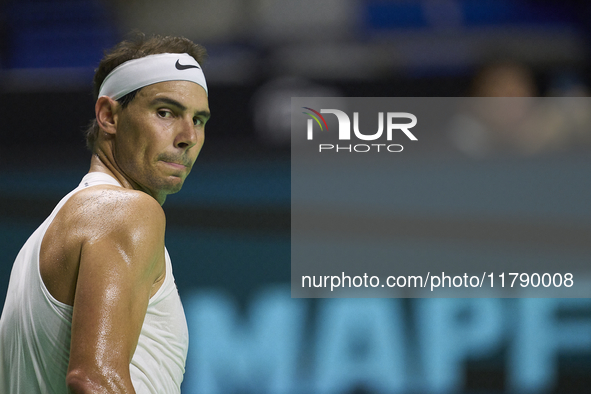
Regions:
[[2, 0, 591, 393]]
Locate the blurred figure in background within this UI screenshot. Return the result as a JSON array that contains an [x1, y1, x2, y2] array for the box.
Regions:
[[449, 60, 591, 157], [470, 61, 538, 98]]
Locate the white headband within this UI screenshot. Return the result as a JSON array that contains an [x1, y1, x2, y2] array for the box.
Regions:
[[98, 53, 208, 100]]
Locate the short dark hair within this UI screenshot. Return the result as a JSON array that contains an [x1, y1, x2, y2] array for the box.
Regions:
[[85, 32, 207, 152]]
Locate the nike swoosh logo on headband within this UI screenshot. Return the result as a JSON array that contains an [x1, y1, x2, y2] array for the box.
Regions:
[[175, 59, 200, 70]]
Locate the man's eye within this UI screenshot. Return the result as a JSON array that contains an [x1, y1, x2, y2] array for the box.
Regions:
[[158, 110, 172, 118], [193, 117, 203, 126]]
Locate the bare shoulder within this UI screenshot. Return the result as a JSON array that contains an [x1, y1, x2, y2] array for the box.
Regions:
[[69, 184, 163, 212], [58, 185, 166, 251], [42, 185, 166, 305], [68, 185, 164, 225]]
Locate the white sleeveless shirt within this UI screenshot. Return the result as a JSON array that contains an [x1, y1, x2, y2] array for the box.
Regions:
[[0, 172, 189, 393]]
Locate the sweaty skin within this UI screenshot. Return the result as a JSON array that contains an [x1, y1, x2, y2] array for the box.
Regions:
[[39, 81, 209, 393]]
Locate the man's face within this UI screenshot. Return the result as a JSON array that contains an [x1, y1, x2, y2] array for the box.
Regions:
[[113, 80, 210, 204]]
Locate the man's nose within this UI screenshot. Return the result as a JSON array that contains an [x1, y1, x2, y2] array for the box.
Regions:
[[175, 118, 200, 150]]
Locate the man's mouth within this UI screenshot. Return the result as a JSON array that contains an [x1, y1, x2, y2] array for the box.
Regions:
[[162, 161, 187, 170]]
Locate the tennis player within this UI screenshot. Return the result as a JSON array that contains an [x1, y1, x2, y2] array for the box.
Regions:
[[0, 33, 210, 393]]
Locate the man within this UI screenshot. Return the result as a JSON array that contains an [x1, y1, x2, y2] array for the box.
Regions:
[[0, 33, 210, 393]]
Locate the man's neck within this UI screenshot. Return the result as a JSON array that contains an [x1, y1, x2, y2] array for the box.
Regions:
[[87, 153, 167, 205]]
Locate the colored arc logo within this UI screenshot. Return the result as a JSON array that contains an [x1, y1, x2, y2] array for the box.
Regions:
[[302, 107, 329, 131]]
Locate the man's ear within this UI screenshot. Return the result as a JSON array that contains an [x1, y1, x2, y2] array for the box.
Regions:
[[95, 96, 119, 135]]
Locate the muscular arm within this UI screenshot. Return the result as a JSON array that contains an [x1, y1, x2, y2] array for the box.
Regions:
[[64, 189, 166, 393]]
